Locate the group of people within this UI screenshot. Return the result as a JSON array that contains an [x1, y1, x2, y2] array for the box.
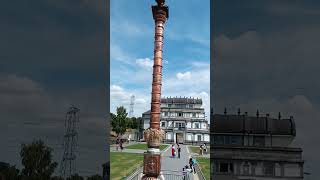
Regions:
[[171, 143, 181, 158], [115, 137, 124, 151], [199, 143, 207, 155], [182, 157, 197, 177]]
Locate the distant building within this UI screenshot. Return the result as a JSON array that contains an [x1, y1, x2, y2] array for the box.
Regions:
[[142, 97, 210, 144], [211, 111, 304, 180]]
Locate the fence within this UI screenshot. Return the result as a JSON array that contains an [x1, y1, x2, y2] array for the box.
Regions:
[[126, 169, 193, 180], [194, 163, 206, 180], [125, 166, 143, 180]]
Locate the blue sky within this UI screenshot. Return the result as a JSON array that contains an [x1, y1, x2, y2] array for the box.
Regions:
[[110, 0, 210, 119]]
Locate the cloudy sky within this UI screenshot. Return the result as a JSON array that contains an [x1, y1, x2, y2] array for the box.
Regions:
[[213, 0, 320, 179], [110, 0, 210, 119], [0, 0, 107, 177]]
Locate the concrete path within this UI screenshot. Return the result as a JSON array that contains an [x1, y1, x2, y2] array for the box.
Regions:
[[110, 143, 171, 154], [110, 147, 146, 154], [161, 145, 199, 180], [113, 143, 201, 179]]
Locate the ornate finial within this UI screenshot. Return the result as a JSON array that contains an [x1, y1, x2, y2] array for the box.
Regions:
[[156, 0, 165, 6], [256, 109, 259, 117], [238, 108, 241, 115], [278, 112, 281, 120], [224, 107, 227, 115]]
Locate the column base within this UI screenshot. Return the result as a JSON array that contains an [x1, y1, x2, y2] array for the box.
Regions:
[[141, 173, 165, 180], [143, 151, 161, 176]]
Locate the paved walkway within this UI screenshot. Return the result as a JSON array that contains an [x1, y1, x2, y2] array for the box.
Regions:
[[161, 145, 199, 180], [112, 143, 201, 179], [110, 143, 170, 154]]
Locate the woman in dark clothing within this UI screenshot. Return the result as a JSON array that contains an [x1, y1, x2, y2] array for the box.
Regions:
[[115, 138, 119, 151], [189, 158, 194, 173], [120, 139, 124, 151]]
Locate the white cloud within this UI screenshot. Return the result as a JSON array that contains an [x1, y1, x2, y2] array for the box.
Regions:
[[167, 27, 210, 48], [111, 20, 152, 38], [136, 58, 153, 70], [191, 61, 210, 68], [176, 72, 191, 80], [110, 84, 150, 117], [110, 44, 132, 64], [162, 61, 210, 121]]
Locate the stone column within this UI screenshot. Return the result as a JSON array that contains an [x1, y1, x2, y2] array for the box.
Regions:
[[142, 0, 168, 179]]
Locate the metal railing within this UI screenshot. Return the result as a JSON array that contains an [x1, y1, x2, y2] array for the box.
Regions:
[[194, 164, 206, 180], [162, 170, 192, 180], [126, 169, 193, 180], [125, 166, 143, 180]]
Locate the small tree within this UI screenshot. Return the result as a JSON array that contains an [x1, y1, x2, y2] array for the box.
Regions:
[[137, 117, 143, 130], [0, 162, 20, 180], [111, 106, 129, 137], [20, 139, 58, 180], [130, 117, 138, 129]]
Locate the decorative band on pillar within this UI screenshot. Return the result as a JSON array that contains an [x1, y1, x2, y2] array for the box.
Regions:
[[143, 153, 161, 176]]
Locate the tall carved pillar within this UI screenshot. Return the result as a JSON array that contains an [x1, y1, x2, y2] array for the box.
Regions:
[[142, 0, 168, 179]]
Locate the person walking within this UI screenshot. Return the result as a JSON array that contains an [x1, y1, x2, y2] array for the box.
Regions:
[[189, 158, 194, 173], [171, 144, 175, 157], [182, 166, 188, 180], [119, 139, 124, 151], [203, 143, 207, 154], [115, 137, 119, 151], [192, 158, 197, 174], [177, 144, 181, 158], [199, 145, 203, 155]]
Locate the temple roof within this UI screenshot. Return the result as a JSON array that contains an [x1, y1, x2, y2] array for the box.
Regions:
[[212, 114, 296, 136], [161, 97, 202, 104]]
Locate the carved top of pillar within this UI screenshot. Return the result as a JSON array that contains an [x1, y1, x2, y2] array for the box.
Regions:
[[156, 0, 165, 6], [152, 3, 169, 21]]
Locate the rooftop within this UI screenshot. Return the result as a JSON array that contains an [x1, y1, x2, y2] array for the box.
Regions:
[[161, 96, 202, 104], [212, 113, 296, 136]]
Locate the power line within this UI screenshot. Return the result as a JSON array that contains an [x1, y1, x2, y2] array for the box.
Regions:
[[129, 95, 135, 117], [60, 105, 80, 178]]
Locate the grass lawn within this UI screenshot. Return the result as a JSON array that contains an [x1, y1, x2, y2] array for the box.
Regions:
[[189, 146, 210, 154], [110, 152, 143, 180], [196, 157, 210, 180], [126, 143, 169, 151]]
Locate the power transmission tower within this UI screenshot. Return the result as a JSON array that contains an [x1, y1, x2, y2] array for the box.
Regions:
[[129, 95, 135, 117], [60, 106, 80, 178]]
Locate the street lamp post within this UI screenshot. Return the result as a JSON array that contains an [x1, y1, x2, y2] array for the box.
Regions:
[[142, 0, 168, 179]]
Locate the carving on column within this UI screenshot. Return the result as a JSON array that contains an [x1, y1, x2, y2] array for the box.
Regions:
[[143, 153, 161, 176], [144, 128, 165, 148]]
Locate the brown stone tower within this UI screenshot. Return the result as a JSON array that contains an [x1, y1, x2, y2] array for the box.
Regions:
[[142, 0, 168, 179]]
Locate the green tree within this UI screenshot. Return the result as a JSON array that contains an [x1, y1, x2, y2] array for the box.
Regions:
[[130, 117, 138, 129], [0, 162, 20, 180], [111, 106, 129, 136], [87, 174, 103, 180], [137, 117, 143, 130], [20, 139, 58, 180]]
